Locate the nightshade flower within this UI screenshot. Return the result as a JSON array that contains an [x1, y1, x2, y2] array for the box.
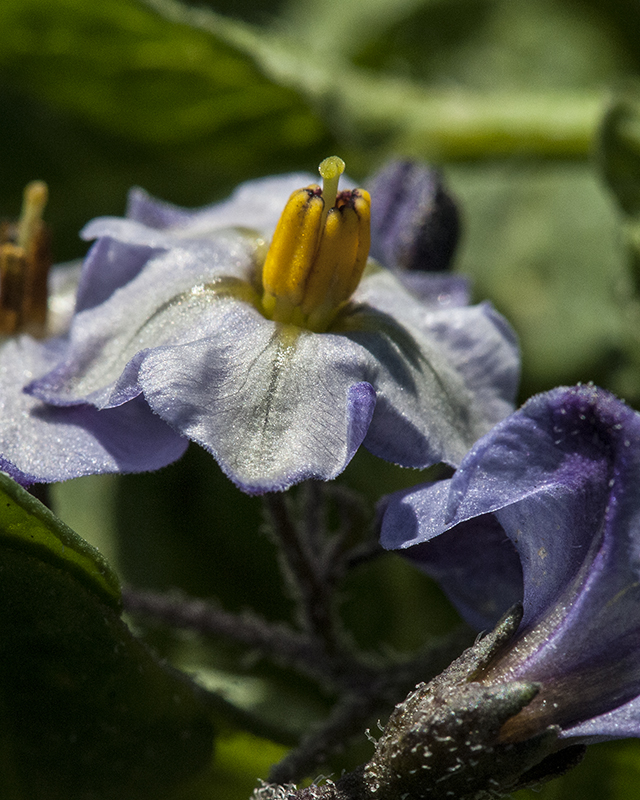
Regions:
[[0, 158, 519, 493], [381, 384, 640, 744]]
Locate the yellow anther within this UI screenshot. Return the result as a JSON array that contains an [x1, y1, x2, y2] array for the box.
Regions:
[[260, 158, 371, 331], [0, 180, 51, 336], [262, 186, 324, 318]]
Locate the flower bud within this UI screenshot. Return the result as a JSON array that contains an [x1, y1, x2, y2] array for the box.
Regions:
[[368, 160, 460, 273]]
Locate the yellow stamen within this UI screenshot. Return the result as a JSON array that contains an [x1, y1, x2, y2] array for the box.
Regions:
[[0, 181, 51, 336], [260, 157, 371, 332], [0, 245, 25, 335], [262, 186, 324, 322]]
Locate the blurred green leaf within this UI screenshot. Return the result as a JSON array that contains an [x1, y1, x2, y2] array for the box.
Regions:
[[278, 0, 441, 59], [210, 731, 288, 800], [187, 666, 327, 744], [115, 445, 289, 620], [515, 739, 640, 800], [448, 161, 629, 396], [356, 0, 628, 90], [0, 471, 119, 607], [0, 0, 322, 148], [0, 0, 335, 262], [140, 0, 602, 160], [0, 476, 215, 799], [598, 84, 640, 218]]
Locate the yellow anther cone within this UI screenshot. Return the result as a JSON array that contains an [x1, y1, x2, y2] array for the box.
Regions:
[[261, 158, 371, 331]]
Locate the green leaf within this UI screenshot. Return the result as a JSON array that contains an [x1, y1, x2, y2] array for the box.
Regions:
[[0, 0, 310, 146], [0, 476, 215, 799], [0, 471, 119, 607]]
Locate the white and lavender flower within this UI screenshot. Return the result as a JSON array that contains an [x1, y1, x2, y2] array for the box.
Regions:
[[0, 159, 519, 493], [381, 384, 640, 743]]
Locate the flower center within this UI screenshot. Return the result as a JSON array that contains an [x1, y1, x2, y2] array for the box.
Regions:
[[0, 181, 51, 337], [261, 156, 371, 332]]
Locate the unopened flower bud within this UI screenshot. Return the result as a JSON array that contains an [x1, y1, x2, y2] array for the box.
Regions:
[[368, 160, 460, 273]]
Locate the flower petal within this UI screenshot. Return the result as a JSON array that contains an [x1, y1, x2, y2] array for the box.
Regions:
[[562, 695, 640, 741], [345, 271, 519, 468], [401, 510, 523, 630], [75, 237, 165, 313], [392, 272, 471, 307], [137, 307, 377, 493], [82, 174, 319, 252], [27, 239, 260, 408], [125, 174, 316, 235], [381, 385, 640, 632], [0, 337, 187, 485]]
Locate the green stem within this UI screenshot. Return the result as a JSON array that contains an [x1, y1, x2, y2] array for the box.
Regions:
[[142, 0, 605, 159]]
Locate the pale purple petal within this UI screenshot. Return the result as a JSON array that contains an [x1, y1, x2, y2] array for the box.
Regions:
[[394, 273, 470, 307], [0, 337, 187, 485], [75, 237, 164, 313], [345, 272, 519, 468], [137, 305, 377, 493], [27, 239, 259, 408], [125, 174, 316, 234]]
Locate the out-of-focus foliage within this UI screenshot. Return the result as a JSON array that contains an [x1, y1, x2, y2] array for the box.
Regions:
[[0, 474, 214, 799], [2, 0, 640, 797], [515, 740, 640, 800]]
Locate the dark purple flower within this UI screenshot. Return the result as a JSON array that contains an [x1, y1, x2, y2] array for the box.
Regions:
[[368, 160, 460, 273], [381, 384, 640, 743]]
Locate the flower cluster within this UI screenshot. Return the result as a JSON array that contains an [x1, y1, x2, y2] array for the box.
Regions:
[[4, 156, 640, 794]]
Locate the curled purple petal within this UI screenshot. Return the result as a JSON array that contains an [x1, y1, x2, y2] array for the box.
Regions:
[[381, 384, 640, 743]]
